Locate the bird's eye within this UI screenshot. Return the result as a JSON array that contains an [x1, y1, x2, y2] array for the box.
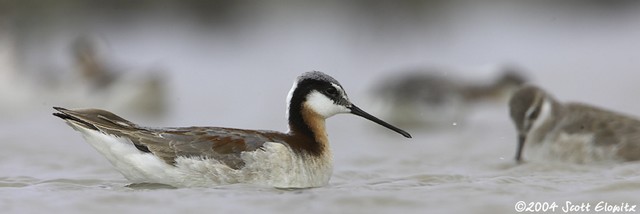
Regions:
[[526, 106, 541, 120], [325, 87, 338, 96]]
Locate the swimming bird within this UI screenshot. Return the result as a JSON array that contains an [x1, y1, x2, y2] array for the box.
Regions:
[[54, 71, 411, 188], [66, 37, 168, 117], [509, 85, 640, 164], [71, 36, 117, 89], [370, 66, 526, 128]]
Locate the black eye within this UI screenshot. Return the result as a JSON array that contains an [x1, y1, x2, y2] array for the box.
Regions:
[[527, 106, 541, 120], [325, 87, 338, 96]]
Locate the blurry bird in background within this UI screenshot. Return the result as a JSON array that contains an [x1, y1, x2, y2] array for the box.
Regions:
[[0, 35, 169, 119], [65, 36, 168, 119], [368, 65, 527, 129], [71, 36, 118, 90]]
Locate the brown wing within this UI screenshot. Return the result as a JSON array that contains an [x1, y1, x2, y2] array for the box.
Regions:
[[141, 127, 288, 169], [53, 107, 289, 169], [564, 103, 640, 161]]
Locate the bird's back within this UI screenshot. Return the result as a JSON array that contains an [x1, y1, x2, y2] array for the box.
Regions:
[[558, 103, 640, 161], [53, 107, 289, 169]]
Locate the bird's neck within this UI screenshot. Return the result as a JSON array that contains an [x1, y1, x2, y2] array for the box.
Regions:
[[287, 103, 329, 156], [528, 98, 562, 144]]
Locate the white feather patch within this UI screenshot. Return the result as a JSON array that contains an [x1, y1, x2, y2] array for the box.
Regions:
[[305, 91, 349, 118]]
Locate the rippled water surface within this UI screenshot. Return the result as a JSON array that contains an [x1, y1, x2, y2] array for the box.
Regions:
[[2, 1, 640, 213], [3, 108, 640, 213]]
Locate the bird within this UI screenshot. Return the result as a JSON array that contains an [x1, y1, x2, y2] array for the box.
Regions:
[[369, 66, 526, 128], [509, 85, 640, 164], [53, 71, 411, 188], [67, 36, 168, 117], [71, 36, 118, 90]]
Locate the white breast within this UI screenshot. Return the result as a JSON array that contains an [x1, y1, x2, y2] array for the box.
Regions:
[[526, 131, 622, 164]]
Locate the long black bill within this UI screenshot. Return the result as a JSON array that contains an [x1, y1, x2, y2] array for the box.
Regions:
[[349, 105, 412, 138], [515, 135, 525, 163]]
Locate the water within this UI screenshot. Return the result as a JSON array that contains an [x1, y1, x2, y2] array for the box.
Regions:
[[2, 1, 640, 213]]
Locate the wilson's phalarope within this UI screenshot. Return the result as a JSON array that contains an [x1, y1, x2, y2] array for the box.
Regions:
[[370, 66, 526, 127], [509, 85, 640, 164], [68, 37, 167, 117], [54, 71, 411, 188], [71, 36, 118, 89]]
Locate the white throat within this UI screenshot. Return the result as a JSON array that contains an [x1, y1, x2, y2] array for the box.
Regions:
[[527, 98, 553, 141]]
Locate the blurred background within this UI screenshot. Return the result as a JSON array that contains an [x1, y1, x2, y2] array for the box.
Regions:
[[2, 1, 640, 213], [2, 0, 640, 125]]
